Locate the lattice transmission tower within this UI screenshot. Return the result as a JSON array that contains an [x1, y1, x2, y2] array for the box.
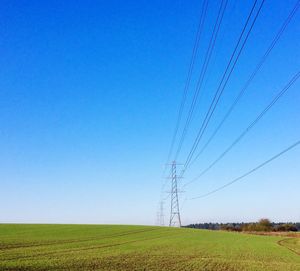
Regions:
[[156, 200, 165, 226], [168, 161, 182, 227], [159, 200, 165, 226]]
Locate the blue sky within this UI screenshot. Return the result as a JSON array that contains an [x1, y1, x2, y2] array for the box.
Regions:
[[0, 0, 299, 225]]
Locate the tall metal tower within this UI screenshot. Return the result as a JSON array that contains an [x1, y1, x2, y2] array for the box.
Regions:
[[169, 161, 182, 227], [159, 200, 165, 226], [156, 200, 165, 226]]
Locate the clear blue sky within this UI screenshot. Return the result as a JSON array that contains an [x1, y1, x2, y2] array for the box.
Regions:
[[0, 0, 299, 225]]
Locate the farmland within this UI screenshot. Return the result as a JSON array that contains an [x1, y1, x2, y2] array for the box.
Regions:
[[0, 224, 299, 270]]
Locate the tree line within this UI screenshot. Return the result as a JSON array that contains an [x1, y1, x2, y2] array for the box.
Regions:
[[185, 219, 300, 232]]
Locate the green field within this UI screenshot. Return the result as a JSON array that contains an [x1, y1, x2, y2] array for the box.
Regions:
[[0, 224, 299, 271]]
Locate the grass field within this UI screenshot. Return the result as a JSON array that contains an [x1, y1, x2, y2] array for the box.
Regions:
[[0, 224, 299, 271]]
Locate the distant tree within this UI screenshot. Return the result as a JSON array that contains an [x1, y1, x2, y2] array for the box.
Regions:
[[185, 220, 299, 232], [275, 223, 298, 232], [258, 218, 272, 231], [241, 223, 257, 231], [220, 223, 241, 232]]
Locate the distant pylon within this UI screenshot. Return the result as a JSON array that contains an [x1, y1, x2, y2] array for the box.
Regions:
[[169, 161, 182, 227], [159, 200, 165, 226], [156, 210, 160, 226]]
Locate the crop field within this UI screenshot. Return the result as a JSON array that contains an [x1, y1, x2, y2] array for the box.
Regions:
[[0, 224, 299, 271]]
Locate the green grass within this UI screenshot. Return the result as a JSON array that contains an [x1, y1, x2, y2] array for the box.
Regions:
[[279, 237, 300, 255], [0, 224, 299, 270]]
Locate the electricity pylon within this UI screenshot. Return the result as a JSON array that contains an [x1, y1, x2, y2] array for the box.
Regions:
[[159, 200, 165, 226], [168, 161, 182, 227], [156, 200, 165, 226]]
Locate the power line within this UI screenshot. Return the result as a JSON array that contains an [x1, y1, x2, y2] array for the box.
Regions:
[[160, 163, 172, 196], [160, 0, 210, 199], [189, 139, 300, 200], [161, 0, 212, 203], [189, 0, 300, 167], [183, 0, 265, 170], [183, 71, 300, 188], [174, 0, 229, 160], [165, 0, 209, 165]]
